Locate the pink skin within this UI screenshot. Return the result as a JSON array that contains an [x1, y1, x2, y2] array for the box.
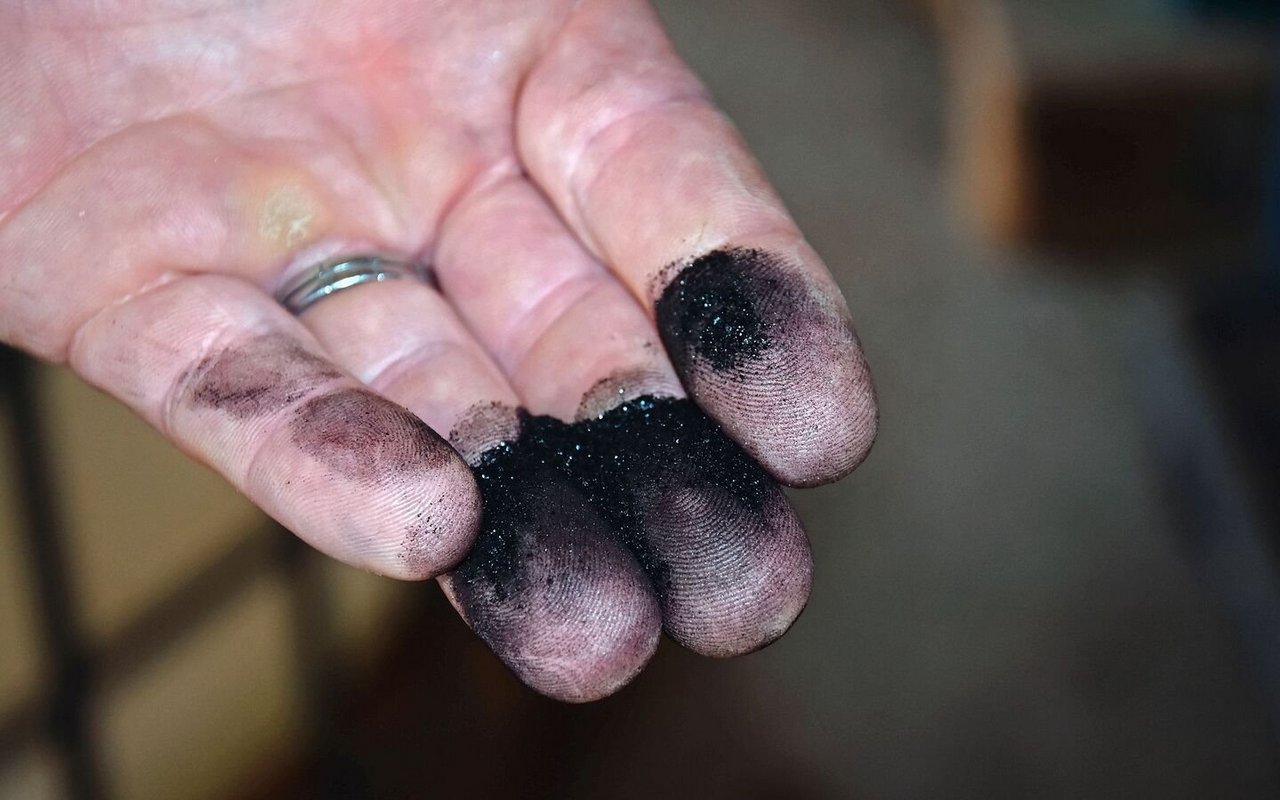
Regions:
[[0, 1, 877, 700]]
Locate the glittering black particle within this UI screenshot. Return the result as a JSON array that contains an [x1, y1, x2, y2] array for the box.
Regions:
[[452, 397, 771, 603], [452, 439, 534, 602], [656, 248, 793, 374]]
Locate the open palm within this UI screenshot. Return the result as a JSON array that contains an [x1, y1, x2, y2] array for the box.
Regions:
[[0, 0, 877, 700]]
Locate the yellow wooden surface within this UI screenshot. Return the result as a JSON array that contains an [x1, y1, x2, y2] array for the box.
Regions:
[[324, 557, 419, 675], [0, 405, 45, 719], [0, 744, 65, 800], [97, 576, 303, 800], [1, 363, 417, 796], [39, 365, 262, 643]]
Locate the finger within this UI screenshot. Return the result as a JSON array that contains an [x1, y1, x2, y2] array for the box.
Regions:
[[517, 0, 877, 486], [301, 278, 661, 702], [68, 273, 479, 579], [435, 176, 812, 657]]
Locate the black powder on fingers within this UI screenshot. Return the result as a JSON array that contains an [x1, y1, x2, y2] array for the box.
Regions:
[[653, 247, 876, 488], [454, 442, 557, 602], [574, 368, 677, 421], [448, 400, 521, 460], [452, 396, 773, 603], [290, 388, 455, 484], [448, 439, 661, 684], [655, 248, 801, 377], [289, 388, 480, 575], [184, 333, 343, 418]]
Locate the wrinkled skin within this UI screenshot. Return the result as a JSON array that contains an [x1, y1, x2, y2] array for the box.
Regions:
[[0, 0, 878, 701]]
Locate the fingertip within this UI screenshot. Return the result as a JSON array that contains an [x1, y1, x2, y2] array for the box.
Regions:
[[249, 386, 482, 581], [448, 573, 661, 704], [447, 418, 662, 702], [554, 394, 814, 658], [450, 530, 662, 702], [643, 461, 814, 658], [654, 246, 877, 487], [760, 366, 879, 488], [377, 448, 483, 581], [508, 591, 662, 704]]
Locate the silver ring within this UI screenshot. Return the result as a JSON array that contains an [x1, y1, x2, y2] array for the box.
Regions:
[[276, 256, 429, 315]]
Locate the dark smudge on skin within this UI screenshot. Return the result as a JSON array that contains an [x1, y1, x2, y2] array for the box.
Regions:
[[400, 487, 482, 577], [448, 401, 521, 460], [654, 248, 801, 378], [190, 339, 480, 577], [654, 246, 875, 487], [448, 428, 659, 698], [185, 333, 343, 418], [288, 388, 479, 577], [290, 388, 455, 485]]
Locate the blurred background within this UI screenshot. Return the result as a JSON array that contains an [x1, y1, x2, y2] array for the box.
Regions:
[[3, 0, 1280, 797]]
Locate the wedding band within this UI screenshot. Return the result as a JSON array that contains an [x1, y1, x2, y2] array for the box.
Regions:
[[276, 256, 429, 315]]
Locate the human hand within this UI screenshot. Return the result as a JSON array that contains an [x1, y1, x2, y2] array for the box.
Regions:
[[0, 0, 876, 701]]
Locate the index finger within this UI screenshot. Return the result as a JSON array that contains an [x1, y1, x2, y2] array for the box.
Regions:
[[517, 0, 877, 486]]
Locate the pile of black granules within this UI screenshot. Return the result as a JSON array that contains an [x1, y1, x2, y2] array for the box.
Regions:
[[656, 248, 791, 375], [453, 396, 772, 601]]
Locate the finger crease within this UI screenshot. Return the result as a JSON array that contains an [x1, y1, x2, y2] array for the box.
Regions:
[[562, 92, 710, 232], [362, 338, 456, 394], [501, 272, 603, 373]]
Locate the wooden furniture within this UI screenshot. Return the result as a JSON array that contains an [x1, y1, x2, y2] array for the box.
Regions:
[[924, 0, 1275, 260]]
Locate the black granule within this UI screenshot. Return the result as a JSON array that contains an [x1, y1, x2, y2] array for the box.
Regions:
[[451, 440, 552, 601], [655, 248, 794, 375], [452, 396, 771, 602]]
